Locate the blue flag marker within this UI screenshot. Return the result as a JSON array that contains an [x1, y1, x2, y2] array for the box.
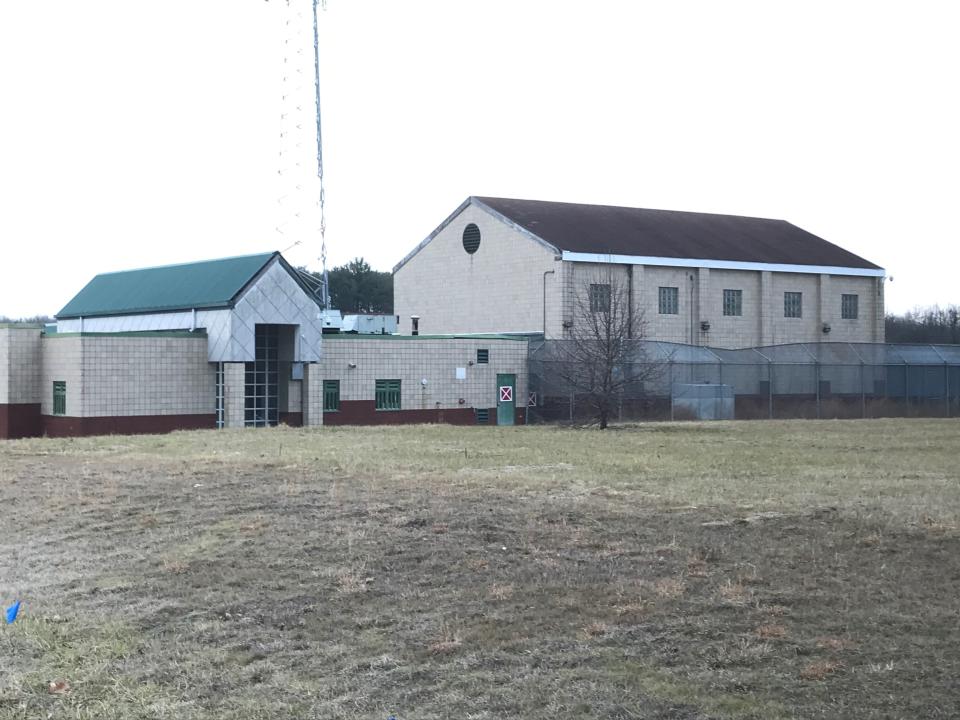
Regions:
[[5, 601, 21, 624]]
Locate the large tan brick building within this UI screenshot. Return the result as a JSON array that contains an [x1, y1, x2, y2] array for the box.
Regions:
[[394, 197, 886, 347]]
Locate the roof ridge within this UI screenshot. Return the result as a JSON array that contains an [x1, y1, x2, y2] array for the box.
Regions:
[[93, 251, 278, 277], [472, 196, 788, 224]]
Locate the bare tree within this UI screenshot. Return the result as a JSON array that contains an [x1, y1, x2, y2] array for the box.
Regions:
[[547, 272, 663, 428]]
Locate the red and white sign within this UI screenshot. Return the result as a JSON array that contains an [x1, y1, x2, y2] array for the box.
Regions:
[[499, 385, 513, 402]]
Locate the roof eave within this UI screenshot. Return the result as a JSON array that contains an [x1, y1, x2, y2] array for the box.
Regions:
[[560, 251, 886, 277], [56, 301, 233, 321]]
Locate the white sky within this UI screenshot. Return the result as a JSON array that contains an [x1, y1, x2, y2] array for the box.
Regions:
[[1, 0, 957, 318]]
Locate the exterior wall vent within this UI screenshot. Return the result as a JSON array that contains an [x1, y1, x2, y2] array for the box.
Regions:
[[462, 223, 481, 254]]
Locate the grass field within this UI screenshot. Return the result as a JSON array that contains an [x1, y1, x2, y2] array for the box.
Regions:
[[1, 419, 959, 719]]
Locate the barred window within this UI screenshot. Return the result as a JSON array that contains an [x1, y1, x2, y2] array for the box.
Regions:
[[375, 379, 401, 410], [476, 348, 489, 364], [53, 381, 66, 416], [323, 380, 340, 412], [659, 286, 679, 315], [722, 289, 743, 317], [589, 283, 611, 313], [841, 294, 859, 319], [784, 292, 803, 318]]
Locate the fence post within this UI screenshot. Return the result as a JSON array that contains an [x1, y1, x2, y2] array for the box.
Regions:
[[860, 362, 866, 419], [768, 361, 774, 420], [815, 362, 821, 419], [669, 361, 674, 421], [945, 363, 950, 418], [904, 363, 910, 415]]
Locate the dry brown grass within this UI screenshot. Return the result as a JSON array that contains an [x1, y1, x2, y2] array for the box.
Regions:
[[816, 636, 857, 651], [756, 623, 789, 640], [1, 419, 959, 719], [800, 659, 845, 681], [653, 577, 686, 599]]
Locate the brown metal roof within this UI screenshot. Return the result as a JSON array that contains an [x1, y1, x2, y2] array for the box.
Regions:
[[475, 197, 881, 269]]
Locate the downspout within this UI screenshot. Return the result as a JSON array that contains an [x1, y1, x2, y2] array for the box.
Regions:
[[542, 269, 555, 338], [626, 264, 633, 339], [191, 308, 197, 332]]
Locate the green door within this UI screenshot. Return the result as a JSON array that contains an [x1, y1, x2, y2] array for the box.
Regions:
[[497, 373, 515, 426]]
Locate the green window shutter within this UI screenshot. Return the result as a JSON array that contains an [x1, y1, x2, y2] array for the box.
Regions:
[[53, 381, 66, 416], [375, 379, 401, 410], [323, 380, 340, 411], [476, 349, 489, 364]]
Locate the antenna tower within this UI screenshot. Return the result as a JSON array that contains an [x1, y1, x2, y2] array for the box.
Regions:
[[276, 0, 330, 309], [312, 0, 330, 310]]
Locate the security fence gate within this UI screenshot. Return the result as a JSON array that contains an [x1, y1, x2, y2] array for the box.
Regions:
[[527, 340, 960, 423]]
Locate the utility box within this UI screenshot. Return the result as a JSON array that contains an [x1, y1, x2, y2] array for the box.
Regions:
[[671, 383, 734, 420]]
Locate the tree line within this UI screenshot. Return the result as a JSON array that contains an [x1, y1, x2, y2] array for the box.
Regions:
[[303, 258, 393, 314], [885, 306, 960, 344]]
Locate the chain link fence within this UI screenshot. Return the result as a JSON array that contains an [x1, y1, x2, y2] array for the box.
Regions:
[[527, 341, 960, 423]]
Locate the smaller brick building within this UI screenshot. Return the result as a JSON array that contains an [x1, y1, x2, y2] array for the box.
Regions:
[[0, 252, 529, 439]]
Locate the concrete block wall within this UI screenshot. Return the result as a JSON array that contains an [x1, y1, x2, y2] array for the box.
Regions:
[[0, 326, 42, 405], [0, 325, 43, 438], [394, 202, 560, 336], [80, 335, 213, 416], [317, 337, 528, 421], [302, 363, 323, 426], [40, 334, 213, 418], [223, 362, 246, 427], [40, 335, 83, 416], [562, 262, 883, 348], [638, 266, 699, 344], [695, 269, 763, 348]]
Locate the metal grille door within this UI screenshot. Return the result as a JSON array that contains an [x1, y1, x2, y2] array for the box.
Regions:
[[245, 325, 279, 427]]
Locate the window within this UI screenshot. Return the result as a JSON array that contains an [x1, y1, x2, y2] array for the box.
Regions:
[[475, 408, 490, 424], [589, 283, 611, 313], [784, 292, 803, 318], [323, 380, 340, 412], [215, 363, 224, 429], [841, 294, 859, 319], [722, 289, 743, 317], [462, 223, 481, 254], [245, 324, 279, 427], [476, 348, 489, 364], [375, 379, 401, 410], [52, 381, 66, 416], [659, 286, 679, 315]]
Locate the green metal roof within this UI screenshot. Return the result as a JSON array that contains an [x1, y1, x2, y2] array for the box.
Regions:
[[57, 252, 279, 319]]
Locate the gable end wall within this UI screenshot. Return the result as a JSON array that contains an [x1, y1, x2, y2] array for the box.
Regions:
[[394, 203, 560, 336]]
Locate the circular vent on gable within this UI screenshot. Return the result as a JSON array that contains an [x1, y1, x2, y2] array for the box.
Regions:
[[462, 223, 481, 254]]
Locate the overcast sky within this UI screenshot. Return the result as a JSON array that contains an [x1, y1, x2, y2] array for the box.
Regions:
[[1, 0, 957, 318]]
